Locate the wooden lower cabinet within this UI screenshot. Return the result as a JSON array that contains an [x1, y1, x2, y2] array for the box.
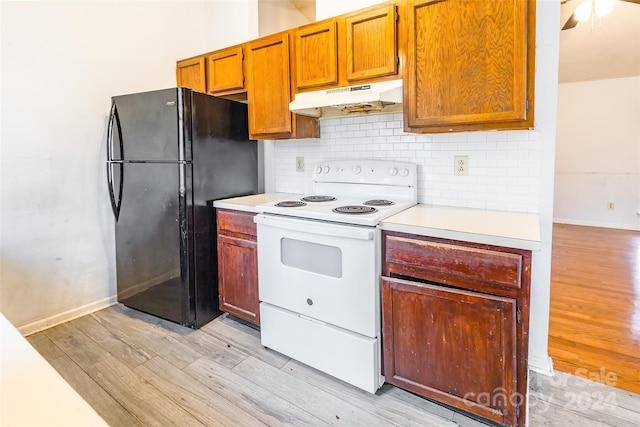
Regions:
[[381, 231, 531, 427], [216, 209, 260, 326]]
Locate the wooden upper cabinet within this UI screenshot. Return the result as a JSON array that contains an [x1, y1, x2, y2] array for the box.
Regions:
[[293, 2, 399, 93], [176, 56, 206, 93], [345, 3, 397, 82], [206, 46, 245, 97], [247, 33, 293, 137], [295, 21, 338, 90], [404, 0, 535, 133], [247, 32, 319, 139]]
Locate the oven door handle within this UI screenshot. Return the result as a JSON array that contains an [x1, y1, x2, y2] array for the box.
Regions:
[[254, 214, 374, 241]]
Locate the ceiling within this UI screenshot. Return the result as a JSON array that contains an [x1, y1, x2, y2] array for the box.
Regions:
[[559, 0, 640, 83], [290, 0, 316, 22]]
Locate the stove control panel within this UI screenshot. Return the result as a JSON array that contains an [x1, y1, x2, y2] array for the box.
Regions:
[[312, 159, 416, 187]]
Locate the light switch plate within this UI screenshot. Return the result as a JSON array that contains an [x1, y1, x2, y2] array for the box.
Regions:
[[296, 156, 304, 172]]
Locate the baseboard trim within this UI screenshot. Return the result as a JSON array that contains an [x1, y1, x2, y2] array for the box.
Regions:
[[19, 296, 118, 336], [553, 218, 639, 231], [529, 354, 554, 376]]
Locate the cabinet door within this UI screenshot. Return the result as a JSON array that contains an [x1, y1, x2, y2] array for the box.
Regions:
[[247, 33, 294, 137], [247, 32, 319, 140], [176, 56, 206, 93], [345, 3, 397, 82], [207, 46, 245, 95], [382, 276, 518, 427], [294, 21, 338, 90], [217, 234, 260, 326], [404, 0, 532, 132]]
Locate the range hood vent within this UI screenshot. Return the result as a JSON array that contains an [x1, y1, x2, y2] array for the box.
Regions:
[[289, 79, 403, 117]]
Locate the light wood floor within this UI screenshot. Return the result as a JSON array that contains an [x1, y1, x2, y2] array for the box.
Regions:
[[27, 304, 640, 427], [550, 223, 640, 395]]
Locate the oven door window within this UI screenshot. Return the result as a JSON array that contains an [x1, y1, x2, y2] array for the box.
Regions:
[[281, 237, 342, 278]]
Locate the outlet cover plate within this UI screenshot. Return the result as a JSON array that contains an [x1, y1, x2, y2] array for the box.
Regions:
[[454, 155, 469, 176]]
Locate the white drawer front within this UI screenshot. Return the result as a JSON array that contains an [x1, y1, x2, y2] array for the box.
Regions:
[[260, 302, 382, 393]]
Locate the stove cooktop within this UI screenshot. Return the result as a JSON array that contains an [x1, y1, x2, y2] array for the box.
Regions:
[[257, 195, 415, 227], [258, 160, 418, 226]]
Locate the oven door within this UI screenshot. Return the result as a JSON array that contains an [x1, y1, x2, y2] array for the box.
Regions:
[[254, 213, 379, 338]]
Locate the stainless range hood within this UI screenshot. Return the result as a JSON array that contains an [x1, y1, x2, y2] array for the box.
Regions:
[[289, 79, 403, 117]]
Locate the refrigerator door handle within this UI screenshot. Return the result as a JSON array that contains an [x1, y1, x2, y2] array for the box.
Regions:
[[107, 161, 123, 221], [107, 101, 124, 161]]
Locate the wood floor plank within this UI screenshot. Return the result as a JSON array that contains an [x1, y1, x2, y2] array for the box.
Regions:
[[87, 356, 206, 426], [550, 358, 639, 402], [26, 331, 66, 360], [550, 223, 640, 395], [199, 314, 290, 369], [233, 356, 406, 426], [528, 395, 613, 427], [185, 356, 331, 426], [549, 318, 640, 359], [113, 304, 251, 370], [71, 313, 153, 369], [134, 356, 267, 427], [530, 371, 640, 426], [46, 354, 143, 427], [283, 359, 459, 427], [44, 322, 110, 369], [94, 306, 203, 369], [27, 305, 640, 427]]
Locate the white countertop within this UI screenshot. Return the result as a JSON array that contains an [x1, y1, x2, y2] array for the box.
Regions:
[[213, 195, 541, 251], [0, 312, 108, 426], [380, 204, 540, 250], [213, 193, 302, 213]]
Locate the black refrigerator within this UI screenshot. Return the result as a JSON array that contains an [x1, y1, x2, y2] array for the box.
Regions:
[[106, 87, 259, 328]]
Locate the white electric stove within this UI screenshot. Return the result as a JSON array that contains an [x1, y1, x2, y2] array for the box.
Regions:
[[254, 159, 418, 393]]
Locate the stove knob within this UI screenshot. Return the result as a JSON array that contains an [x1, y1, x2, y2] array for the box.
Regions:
[[323, 166, 330, 174], [388, 167, 398, 176], [400, 167, 410, 177], [353, 165, 362, 175], [306, 298, 313, 306], [315, 165, 322, 174]]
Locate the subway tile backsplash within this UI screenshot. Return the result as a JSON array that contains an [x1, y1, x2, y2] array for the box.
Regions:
[[272, 113, 540, 213]]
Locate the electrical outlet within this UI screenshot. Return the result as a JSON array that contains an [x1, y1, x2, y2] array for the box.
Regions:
[[454, 155, 469, 176], [607, 202, 615, 210], [295, 156, 304, 172]]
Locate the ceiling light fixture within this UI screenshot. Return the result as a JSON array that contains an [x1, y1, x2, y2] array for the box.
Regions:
[[574, 0, 615, 22]]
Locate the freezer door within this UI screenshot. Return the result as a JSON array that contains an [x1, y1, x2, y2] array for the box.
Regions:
[[111, 88, 188, 162], [115, 162, 194, 326], [191, 92, 259, 202]]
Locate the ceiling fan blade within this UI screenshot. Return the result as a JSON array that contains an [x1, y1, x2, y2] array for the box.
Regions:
[[560, 0, 639, 30], [562, 13, 579, 30]]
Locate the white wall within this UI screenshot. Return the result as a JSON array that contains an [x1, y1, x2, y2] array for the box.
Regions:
[[0, 0, 258, 332], [267, 1, 560, 375], [259, 0, 311, 37], [554, 76, 640, 230], [316, 0, 384, 20]]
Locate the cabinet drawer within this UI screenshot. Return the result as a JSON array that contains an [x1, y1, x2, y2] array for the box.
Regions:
[[216, 209, 256, 237], [384, 234, 522, 294]]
